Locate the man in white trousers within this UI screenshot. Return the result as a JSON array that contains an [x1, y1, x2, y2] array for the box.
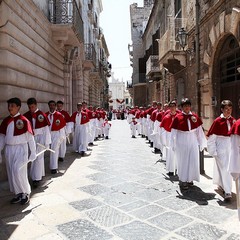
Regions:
[[24, 98, 51, 188], [0, 97, 36, 205]]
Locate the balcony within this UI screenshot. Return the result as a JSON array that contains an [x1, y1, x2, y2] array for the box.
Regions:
[[49, 0, 84, 46], [132, 73, 147, 85], [90, 61, 105, 83], [83, 44, 96, 70], [146, 55, 161, 77], [158, 17, 188, 73]]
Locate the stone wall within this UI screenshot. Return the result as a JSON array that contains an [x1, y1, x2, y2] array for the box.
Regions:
[[0, 0, 65, 116]]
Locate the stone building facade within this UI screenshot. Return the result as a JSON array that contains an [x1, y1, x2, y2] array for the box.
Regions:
[[129, 0, 240, 129], [108, 73, 126, 111], [0, 0, 110, 118], [128, 0, 154, 107], [0, 0, 111, 181]]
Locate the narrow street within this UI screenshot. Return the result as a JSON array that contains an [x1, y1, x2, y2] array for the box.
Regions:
[[0, 119, 240, 240]]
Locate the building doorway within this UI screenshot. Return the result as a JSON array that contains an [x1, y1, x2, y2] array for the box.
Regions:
[[219, 36, 240, 118], [213, 35, 240, 118]]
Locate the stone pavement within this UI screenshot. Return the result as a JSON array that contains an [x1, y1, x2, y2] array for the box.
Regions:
[[0, 119, 240, 240]]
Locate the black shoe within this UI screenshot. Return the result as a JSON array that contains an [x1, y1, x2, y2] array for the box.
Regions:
[[105, 136, 109, 139], [224, 193, 232, 202], [187, 181, 194, 186], [20, 194, 30, 205], [80, 151, 91, 157], [153, 148, 160, 154], [32, 180, 40, 188], [51, 169, 57, 174], [10, 194, 22, 204], [167, 172, 174, 176], [150, 142, 153, 148], [88, 142, 94, 146], [179, 181, 189, 190], [132, 135, 136, 138], [58, 157, 64, 162]]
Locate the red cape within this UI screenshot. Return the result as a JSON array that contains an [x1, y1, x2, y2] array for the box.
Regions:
[[46, 111, 66, 131], [71, 111, 89, 124], [0, 114, 33, 136], [24, 110, 50, 129], [160, 112, 178, 132], [229, 118, 240, 135], [170, 112, 202, 131], [207, 116, 235, 137]]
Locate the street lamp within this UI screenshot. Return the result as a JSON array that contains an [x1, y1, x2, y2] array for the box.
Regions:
[[177, 27, 195, 55], [177, 27, 188, 50]]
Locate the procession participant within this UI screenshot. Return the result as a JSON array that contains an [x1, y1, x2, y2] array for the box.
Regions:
[[138, 107, 145, 138], [112, 109, 117, 120], [143, 105, 150, 140], [46, 100, 66, 174], [207, 100, 235, 201], [24, 98, 51, 188], [96, 107, 104, 138], [135, 106, 141, 133], [93, 106, 101, 141], [228, 115, 240, 200], [81, 101, 91, 144], [151, 102, 163, 154], [127, 107, 135, 123], [71, 103, 90, 156], [160, 100, 178, 176], [87, 105, 98, 146], [103, 118, 111, 139], [56, 100, 72, 162], [170, 98, 207, 190], [0, 97, 36, 205], [147, 101, 158, 146], [130, 116, 138, 138]]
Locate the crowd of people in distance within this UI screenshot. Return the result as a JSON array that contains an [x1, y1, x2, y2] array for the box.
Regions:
[[124, 98, 240, 203], [0, 97, 111, 205]]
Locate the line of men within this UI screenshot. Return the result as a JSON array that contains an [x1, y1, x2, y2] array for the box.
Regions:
[[0, 97, 109, 205], [126, 98, 240, 203]]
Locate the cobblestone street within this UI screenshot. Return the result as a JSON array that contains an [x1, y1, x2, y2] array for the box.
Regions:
[[0, 119, 240, 240]]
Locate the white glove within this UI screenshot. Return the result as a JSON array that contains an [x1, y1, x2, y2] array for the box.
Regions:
[[199, 145, 204, 152]]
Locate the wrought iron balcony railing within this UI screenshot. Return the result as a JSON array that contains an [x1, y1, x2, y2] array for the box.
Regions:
[[85, 43, 96, 67], [49, 0, 84, 43], [146, 55, 160, 76]]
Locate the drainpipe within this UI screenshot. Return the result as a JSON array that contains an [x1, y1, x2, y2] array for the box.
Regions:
[[195, 0, 204, 174]]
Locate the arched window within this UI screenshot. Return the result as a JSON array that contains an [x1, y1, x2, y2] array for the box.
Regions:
[[219, 36, 240, 83]]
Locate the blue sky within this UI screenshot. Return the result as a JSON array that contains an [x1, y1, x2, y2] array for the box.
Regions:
[[100, 0, 143, 83]]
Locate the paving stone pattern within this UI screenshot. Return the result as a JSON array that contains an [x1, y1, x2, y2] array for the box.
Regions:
[[1, 120, 240, 239]]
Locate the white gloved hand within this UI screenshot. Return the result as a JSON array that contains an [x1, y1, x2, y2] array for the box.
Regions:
[[199, 145, 204, 152]]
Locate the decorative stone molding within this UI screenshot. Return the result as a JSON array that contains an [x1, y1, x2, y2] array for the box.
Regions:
[[198, 78, 210, 86]]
